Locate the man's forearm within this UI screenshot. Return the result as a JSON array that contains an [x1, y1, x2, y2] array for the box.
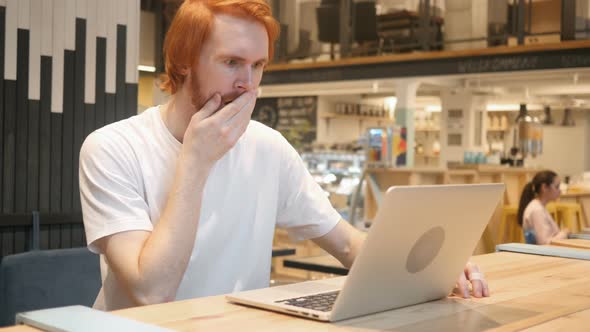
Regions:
[[123, 159, 210, 305], [313, 220, 367, 269], [341, 226, 366, 268]]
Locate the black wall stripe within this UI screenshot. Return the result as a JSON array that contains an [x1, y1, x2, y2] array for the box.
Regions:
[[126, 84, 138, 119], [61, 224, 72, 248], [0, 6, 4, 213], [49, 224, 60, 249], [72, 224, 85, 247], [13, 226, 25, 252], [15, 29, 30, 213], [2, 80, 15, 213], [39, 56, 52, 212], [72, 18, 86, 213], [115, 25, 127, 121], [26, 100, 40, 211], [61, 50, 75, 212], [40, 224, 49, 250], [105, 93, 115, 124], [50, 113, 62, 213], [95, 37, 106, 129], [84, 104, 94, 141], [2, 227, 12, 255]]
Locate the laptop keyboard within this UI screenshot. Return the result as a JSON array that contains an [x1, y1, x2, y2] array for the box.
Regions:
[[275, 291, 340, 312]]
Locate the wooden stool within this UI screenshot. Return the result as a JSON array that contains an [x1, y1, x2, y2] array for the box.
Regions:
[[497, 205, 523, 244], [554, 202, 584, 233]]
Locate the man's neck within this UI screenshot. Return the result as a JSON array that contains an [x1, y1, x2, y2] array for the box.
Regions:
[[161, 92, 195, 143]]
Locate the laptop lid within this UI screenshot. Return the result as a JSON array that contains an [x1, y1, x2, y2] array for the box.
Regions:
[[330, 183, 504, 321]]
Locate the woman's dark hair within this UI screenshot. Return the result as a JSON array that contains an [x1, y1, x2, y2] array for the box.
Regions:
[[517, 170, 558, 226]]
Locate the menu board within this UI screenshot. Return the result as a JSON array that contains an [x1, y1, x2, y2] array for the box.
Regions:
[[253, 96, 317, 150]]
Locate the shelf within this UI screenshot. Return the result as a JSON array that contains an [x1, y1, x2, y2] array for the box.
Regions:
[[415, 154, 440, 159], [320, 113, 394, 122], [415, 128, 440, 132], [487, 128, 510, 132]]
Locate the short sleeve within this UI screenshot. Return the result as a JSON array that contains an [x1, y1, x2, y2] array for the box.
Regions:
[[79, 132, 153, 253], [275, 136, 340, 241]]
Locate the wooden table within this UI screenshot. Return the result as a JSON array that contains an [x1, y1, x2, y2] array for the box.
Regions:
[[3, 252, 590, 331], [550, 238, 590, 250]]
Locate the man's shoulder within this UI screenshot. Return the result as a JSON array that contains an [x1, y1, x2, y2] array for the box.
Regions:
[[82, 107, 158, 155], [246, 120, 285, 142]]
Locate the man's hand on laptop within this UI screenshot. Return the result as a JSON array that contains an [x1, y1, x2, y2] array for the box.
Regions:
[[453, 261, 489, 298]]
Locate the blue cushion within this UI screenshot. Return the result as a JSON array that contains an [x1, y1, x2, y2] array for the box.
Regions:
[[0, 247, 100, 326]]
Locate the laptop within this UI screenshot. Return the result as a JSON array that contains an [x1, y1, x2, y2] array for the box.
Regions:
[[226, 183, 505, 321]]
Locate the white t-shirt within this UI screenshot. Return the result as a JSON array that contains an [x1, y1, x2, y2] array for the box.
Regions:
[[522, 199, 559, 244], [79, 106, 340, 310]]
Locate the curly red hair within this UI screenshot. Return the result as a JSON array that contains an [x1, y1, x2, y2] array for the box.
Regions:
[[160, 0, 280, 95]]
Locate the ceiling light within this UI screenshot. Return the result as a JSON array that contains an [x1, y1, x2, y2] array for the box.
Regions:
[[383, 97, 397, 117], [486, 104, 520, 111], [137, 65, 156, 72], [487, 103, 544, 112], [425, 105, 441, 112], [372, 82, 379, 93]]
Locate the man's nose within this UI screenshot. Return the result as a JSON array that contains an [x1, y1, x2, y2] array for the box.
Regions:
[[235, 66, 254, 91]]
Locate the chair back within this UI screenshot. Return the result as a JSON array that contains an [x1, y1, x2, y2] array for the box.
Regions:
[[0, 247, 101, 326]]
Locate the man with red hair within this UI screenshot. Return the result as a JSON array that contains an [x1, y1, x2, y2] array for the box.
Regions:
[[80, 0, 488, 311]]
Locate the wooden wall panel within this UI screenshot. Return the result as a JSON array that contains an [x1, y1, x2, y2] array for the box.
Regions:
[[51, 0, 64, 113], [60, 49, 74, 212], [40, 0, 53, 57], [115, 25, 127, 121], [72, 18, 86, 212], [28, 0, 41, 100], [39, 56, 52, 212], [50, 112, 62, 212], [26, 99, 39, 211], [95, 38, 106, 129], [126, 0, 138, 85], [4, 0, 16, 80], [15, 28, 29, 212], [0, 6, 5, 212], [2, 79, 15, 213], [26, 0, 42, 211], [106, 0, 117, 94], [84, 0, 96, 105], [0, 0, 139, 253]]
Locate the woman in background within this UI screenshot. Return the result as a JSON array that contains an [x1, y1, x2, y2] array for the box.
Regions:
[[517, 170, 569, 244]]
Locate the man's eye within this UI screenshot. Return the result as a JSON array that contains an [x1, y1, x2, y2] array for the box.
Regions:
[[226, 59, 237, 66], [253, 62, 265, 69]]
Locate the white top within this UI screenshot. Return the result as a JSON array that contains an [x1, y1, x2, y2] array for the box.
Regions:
[[523, 199, 559, 245], [79, 106, 341, 310]]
